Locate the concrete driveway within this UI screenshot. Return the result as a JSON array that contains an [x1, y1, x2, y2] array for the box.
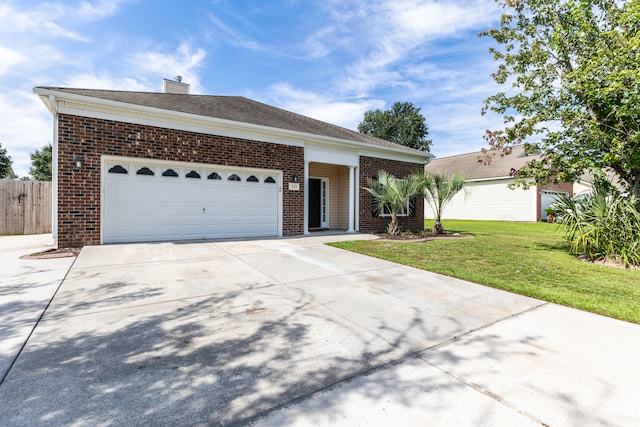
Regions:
[[0, 234, 639, 426]]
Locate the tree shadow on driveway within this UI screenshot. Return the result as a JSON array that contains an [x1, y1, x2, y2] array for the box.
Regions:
[[0, 280, 452, 426]]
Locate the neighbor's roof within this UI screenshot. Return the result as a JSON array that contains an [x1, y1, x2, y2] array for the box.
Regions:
[[426, 145, 539, 180], [35, 87, 427, 157]]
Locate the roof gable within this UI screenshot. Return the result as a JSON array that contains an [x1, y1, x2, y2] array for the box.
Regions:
[[426, 145, 539, 180]]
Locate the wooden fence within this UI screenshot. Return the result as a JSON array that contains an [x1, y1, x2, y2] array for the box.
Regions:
[[0, 180, 52, 235]]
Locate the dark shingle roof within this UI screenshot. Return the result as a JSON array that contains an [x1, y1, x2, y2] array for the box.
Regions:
[[426, 145, 540, 180], [37, 87, 426, 156]]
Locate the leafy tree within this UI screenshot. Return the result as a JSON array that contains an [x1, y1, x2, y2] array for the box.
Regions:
[[358, 102, 432, 152], [480, 0, 640, 196], [421, 172, 465, 234], [0, 143, 13, 179], [365, 170, 423, 235], [29, 144, 52, 181]]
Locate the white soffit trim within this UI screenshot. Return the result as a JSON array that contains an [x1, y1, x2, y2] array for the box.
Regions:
[[33, 87, 429, 162]]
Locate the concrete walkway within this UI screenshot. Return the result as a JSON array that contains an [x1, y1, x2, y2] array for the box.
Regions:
[[0, 234, 75, 383], [0, 234, 639, 426]]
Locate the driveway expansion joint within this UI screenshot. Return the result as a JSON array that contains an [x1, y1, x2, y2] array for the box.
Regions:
[[0, 250, 78, 387]]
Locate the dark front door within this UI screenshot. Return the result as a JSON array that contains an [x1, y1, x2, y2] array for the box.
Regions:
[[308, 178, 321, 228]]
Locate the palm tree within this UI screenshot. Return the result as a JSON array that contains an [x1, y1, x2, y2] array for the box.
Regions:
[[421, 172, 465, 234], [365, 170, 423, 235]]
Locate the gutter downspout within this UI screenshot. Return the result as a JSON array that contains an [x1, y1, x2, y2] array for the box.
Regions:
[[46, 94, 58, 247]]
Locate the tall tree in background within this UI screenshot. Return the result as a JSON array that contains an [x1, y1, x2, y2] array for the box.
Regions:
[[0, 143, 13, 179], [480, 0, 640, 196], [358, 102, 432, 152], [29, 144, 53, 181]]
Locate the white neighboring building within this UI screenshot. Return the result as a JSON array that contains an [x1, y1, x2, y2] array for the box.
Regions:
[[425, 146, 594, 222]]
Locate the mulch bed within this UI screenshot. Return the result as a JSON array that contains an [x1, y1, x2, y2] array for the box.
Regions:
[[21, 247, 82, 259], [375, 231, 474, 242], [576, 255, 640, 270]]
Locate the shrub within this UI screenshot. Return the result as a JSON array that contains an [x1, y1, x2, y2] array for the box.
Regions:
[[554, 185, 640, 267]]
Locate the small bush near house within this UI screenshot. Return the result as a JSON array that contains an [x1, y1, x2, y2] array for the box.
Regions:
[[553, 185, 640, 267]]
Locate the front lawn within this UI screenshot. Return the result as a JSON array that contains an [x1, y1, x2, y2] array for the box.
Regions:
[[330, 220, 640, 324]]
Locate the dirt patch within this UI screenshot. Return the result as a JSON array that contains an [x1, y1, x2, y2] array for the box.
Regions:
[[577, 255, 640, 270], [21, 247, 81, 259]]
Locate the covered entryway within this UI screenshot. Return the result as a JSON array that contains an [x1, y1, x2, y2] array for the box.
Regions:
[[306, 163, 353, 232], [102, 157, 281, 243]]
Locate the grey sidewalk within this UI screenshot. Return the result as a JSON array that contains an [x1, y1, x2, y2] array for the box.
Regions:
[[0, 234, 75, 382], [0, 234, 639, 426]]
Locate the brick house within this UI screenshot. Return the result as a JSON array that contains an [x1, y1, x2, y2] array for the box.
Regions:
[[35, 81, 428, 247], [425, 145, 594, 222]]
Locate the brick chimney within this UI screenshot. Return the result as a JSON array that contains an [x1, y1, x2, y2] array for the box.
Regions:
[[161, 76, 190, 94]]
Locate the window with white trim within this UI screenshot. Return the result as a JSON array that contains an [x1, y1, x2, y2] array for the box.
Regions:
[[377, 199, 414, 217]]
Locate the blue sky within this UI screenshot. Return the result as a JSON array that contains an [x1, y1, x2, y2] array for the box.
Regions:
[[1, 0, 506, 177]]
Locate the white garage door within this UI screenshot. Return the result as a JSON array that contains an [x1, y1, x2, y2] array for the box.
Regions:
[[103, 159, 280, 243]]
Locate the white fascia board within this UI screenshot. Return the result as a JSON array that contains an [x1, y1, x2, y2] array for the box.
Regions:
[[358, 148, 428, 164], [33, 87, 429, 161], [463, 176, 530, 183], [36, 92, 57, 114]]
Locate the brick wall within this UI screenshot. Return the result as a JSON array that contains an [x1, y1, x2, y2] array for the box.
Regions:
[[359, 156, 425, 233], [57, 114, 304, 246]]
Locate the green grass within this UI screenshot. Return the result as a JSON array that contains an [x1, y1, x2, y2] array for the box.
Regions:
[[329, 220, 640, 324]]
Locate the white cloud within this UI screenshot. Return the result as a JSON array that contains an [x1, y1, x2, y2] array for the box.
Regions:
[[134, 43, 207, 94], [266, 83, 384, 130], [302, 26, 337, 59], [0, 90, 52, 178], [308, 0, 500, 98], [76, 0, 131, 20], [207, 13, 262, 50], [254, 1, 503, 156], [0, 3, 86, 41], [385, 0, 497, 40], [63, 74, 152, 91], [0, 46, 24, 77]]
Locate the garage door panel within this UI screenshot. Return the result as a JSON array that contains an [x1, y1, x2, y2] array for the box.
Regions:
[[105, 184, 133, 200], [202, 186, 225, 198], [203, 224, 224, 238], [181, 185, 202, 199], [157, 224, 184, 235], [133, 225, 159, 238], [157, 205, 183, 216], [262, 224, 277, 234], [245, 206, 262, 217], [183, 206, 204, 216], [104, 160, 279, 243], [181, 225, 203, 239], [132, 204, 160, 217], [225, 186, 248, 201], [225, 206, 244, 217], [225, 224, 244, 235], [244, 223, 263, 234], [104, 226, 131, 242]]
